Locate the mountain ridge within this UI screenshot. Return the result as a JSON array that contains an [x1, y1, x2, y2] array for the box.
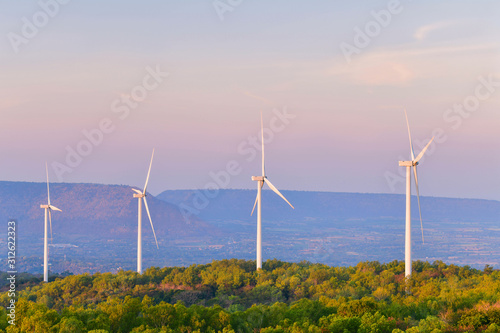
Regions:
[[156, 188, 500, 223]]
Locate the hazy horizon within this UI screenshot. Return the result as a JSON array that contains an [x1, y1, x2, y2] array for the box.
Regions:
[[1, 179, 498, 203]]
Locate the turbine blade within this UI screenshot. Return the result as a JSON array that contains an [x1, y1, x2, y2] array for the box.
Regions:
[[132, 188, 143, 195], [261, 112, 265, 177], [404, 109, 415, 161], [143, 149, 155, 194], [242, 90, 274, 106], [264, 178, 294, 209], [48, 209, 53, 243], [46, 162, 51, 205], [413, 166, 425, 244], [250, 182, 264, 216], [251, 193, 258, 216], [49, 205, 62, 212], [414, 137, 435, 163], [143, 197, 159, 249]]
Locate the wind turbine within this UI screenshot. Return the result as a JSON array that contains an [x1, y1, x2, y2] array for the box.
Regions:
[[251, 113, 294, 270], [132, 149, 159, 274], [40, 163, 62, 283], [399, 110, 434, 278]]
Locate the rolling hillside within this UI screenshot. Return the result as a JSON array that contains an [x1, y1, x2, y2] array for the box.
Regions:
[[0, 181, 214, 239]]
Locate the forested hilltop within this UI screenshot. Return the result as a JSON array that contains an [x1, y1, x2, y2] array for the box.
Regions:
[[1, 260, 500, 332]]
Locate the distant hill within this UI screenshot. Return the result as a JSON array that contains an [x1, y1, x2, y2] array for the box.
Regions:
[[157, 189, 500, 224], [0, 181, 216, 239], [0, 181, 221, 273]]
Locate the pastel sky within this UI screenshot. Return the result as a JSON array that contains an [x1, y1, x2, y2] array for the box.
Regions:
[[1, 0, 499, 200]]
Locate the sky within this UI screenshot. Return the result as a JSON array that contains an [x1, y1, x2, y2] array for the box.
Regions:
[[0, 0, 499, 201]]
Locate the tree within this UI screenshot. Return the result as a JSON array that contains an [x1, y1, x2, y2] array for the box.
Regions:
[[59, 317, 85, 333]]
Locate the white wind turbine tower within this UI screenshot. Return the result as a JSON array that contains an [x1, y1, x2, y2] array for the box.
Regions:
[[40, 163, 62, 283], [132, 149, 159, 274], [251, 113, 294, 270], [399, 110, 434, 278]]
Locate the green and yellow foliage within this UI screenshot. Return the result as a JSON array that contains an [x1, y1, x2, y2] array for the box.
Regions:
[[1, 259, 499, 332]]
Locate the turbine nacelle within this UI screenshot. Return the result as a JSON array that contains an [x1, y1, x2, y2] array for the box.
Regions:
[[251, 176, 266, 181], [132, 188, 144, 197], [40, 204, 62, 210], [398, 161, 418, 167]]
